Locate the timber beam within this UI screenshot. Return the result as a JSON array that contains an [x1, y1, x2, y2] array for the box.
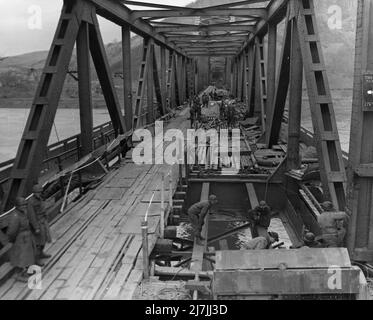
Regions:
[[237, 0, 288, 56], [155, 25, 255, 33], [90, 0, 186, 56], [131, 8, 268, 20]]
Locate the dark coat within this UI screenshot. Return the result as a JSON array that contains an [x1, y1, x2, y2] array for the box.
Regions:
[[247, 205, 272, 229], [28, 196, 52, 246], [7, 209, 36, 268], [188, 201, 211, 221]]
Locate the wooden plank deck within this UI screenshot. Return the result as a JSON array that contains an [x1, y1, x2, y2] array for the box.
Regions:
[[0, 111, 189, 300]]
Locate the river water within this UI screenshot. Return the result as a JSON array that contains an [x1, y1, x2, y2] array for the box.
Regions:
[[0, 108, 111, 162]]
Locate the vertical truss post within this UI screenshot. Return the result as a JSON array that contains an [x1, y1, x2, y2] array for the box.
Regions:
[[134, 38, 151, 128], [244, 48, 249, 105], [266, 23, 277, 134], [347, 0, 373, 262], [152, 45, 165, 116], [89, 14, 126, 135], [287, 17, 303, 171], [160, 46, 167, 112], [77, 21, 93, 156], [194, 60, 199, 95], [297, 0, 347, 209], [3, 0, 86, 209], [246, 44, 256, 115], [122, 25, 133, 132], [237, 54, 244, 101], [174, 53, 180, 106], [232, 58, 238, 97], [146, 38, 155, 124], [166, 50, 176, 110], [254, 37, 267, 131], [181, 56, 186, 103], [266, 10, 292, 147]]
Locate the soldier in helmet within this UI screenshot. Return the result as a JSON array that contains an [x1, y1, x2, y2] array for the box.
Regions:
[[246, 200, 273, 238], [28, 184, 52, 260], [302, 232, 324, 248], [7, 197, 38, 282], [243, 231, 280, 250], [188, 195, 218, 245]]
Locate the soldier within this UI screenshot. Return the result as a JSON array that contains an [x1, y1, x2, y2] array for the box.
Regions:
[[317, 208, 349, 248], [246, 201, 273, 238], [7, 197, 38, 282], [202, 93, 209, 108], [243, 232, 279, 250], [188, 195, 218, 245], [193, 95, 202, 123], [28, 184, 52, 260], [227, 103, 236, 128], [302, 232, 324, 248]]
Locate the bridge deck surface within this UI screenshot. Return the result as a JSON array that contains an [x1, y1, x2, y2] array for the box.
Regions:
[[0, 110, 189, 300]]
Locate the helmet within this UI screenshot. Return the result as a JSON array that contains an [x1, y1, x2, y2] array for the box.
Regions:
[[304, 232, 316, 243], [32, 184, 43, 193], [259, 201, 267, 208], [321, 201, 334, 212], [15, 197, 27, 207], [268, 232, 279, 242], [209, 195, 218, 202]]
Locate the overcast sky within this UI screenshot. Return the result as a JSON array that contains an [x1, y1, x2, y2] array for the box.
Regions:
[[0, 0, 192, 57]]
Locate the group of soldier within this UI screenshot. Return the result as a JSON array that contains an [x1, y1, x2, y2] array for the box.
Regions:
[[187, 196, 279, 249], [189, 91, 237, 129], [187, 196, 349, 250], [6, 184, 51, 282]]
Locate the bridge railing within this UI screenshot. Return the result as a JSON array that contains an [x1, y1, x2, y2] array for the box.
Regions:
[[0, 121, 115, 203]]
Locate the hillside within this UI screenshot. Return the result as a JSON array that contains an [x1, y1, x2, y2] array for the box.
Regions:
[[0, 0, 357, 103]]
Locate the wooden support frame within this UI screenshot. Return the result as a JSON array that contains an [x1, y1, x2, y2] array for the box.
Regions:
[[146, 39, 155, 124], [89, 14, 126, 135], [122, 25, 133, 132], [254, 36, 267, 131], [3, 0, 125, 210], [266, 0, 346, 211], [166, 51, 176, 110], [246, 44, 256, 115], [77, 21, 93, 156], [134, 38, 152, 128], [152, 45, 166, 117], [286, 16, 303, 171], [266, 23, 277, 129], [347, 0, 373, 262]]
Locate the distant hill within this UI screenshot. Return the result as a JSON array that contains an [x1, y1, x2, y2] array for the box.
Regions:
[[0, 0, 357, 102]]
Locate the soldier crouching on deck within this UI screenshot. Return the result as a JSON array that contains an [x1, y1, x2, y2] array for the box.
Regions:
[[28, 184, 52, 260], [188, 195, 218, 245], [7, 197, 39, 282]]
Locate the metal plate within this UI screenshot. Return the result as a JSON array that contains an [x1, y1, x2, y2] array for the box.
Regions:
[[214, 268, 360, 295], [215, 248, 352, 271]]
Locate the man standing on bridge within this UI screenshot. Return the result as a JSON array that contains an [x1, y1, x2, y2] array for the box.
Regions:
[[7, 197, 38, 282], [316, 201, 349, 248], [188, 195, 218, 245], [28, 184, 52, 261]]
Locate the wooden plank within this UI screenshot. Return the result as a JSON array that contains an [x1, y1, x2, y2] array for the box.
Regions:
[[219, 240, 229, 251], [119, 269, 143, 300], [215, 248, 352, 271], [246, 183, 259, 208]]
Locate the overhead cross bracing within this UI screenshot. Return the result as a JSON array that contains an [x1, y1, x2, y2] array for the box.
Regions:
[[123, 0, 280, 57]]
